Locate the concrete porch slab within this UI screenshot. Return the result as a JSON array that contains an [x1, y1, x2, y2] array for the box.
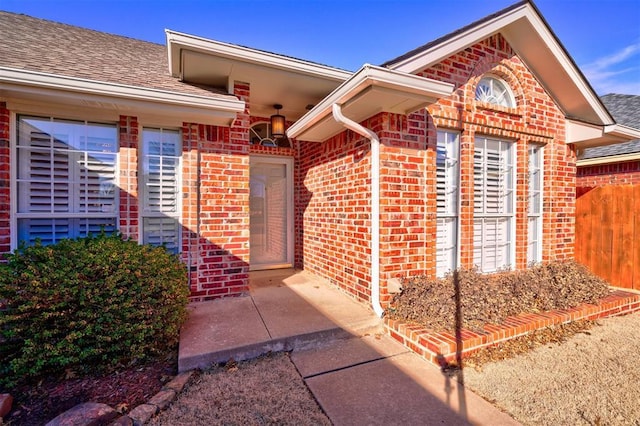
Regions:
[[178, 269, 383, 372], [178, 297, 270, 372], [250, 270, 382, 340]]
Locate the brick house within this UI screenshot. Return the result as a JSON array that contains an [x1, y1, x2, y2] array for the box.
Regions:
[[577, 94, 640, 192], [1, 1, 637, 314]]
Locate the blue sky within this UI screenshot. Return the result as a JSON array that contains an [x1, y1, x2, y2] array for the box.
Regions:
[[3, 0, 640, 95]]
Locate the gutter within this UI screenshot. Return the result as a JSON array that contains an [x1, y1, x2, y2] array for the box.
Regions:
[[0, 67, 245, 112], [331, 103, 384, 318], [577, 152, 640, 167]]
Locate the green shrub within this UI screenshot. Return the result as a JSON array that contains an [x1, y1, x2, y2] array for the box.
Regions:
[[388, 260, 610, 333], [0, 233, 189, 388]]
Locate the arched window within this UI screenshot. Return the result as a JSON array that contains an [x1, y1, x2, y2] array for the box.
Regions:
[[250, 122, 291, 148], [475, 76, 515, 108]]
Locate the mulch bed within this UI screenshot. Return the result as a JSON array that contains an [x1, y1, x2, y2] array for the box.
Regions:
[[387, 262, 610, 333], [4, 351, 177, 426]]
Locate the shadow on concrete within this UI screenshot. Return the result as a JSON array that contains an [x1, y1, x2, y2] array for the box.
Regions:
[[178, 269, 519, 425]]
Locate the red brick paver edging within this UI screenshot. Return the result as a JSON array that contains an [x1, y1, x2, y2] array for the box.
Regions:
[[384, 289, 640, 366]]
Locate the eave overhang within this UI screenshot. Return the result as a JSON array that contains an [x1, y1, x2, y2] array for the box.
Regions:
[[567, 119, 640, 149], [286, 64, 454, 142], [0, 67, 245, 126], [385, 1, 614, 127], [165, 30, 352, 120]]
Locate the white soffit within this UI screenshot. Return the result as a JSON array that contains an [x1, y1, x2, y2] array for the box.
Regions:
[[387, 2, 613, 126], [567, 119, 640, 149], [287, 65, 454, 142], [166, 30, 352, 120], [0, 67, 245, 126]]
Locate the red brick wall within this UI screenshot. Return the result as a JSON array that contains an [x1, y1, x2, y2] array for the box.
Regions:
[[185, 81, 251, 301], [118, 115, 139, 241], [296, 129, 373, 302], [378, 110, 431, 305], [0, 103, 9, 257], [0, 85, 253, 300], [294, 34, 575, 306], [577, 160, 640, 194], [421, 33, 573, 266]]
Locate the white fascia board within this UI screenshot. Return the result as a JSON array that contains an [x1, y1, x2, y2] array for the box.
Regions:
[[389, 3, 612, 126], [577, 152, 640, 167], [567, 120, 640, 150], [165, 29, 352, 81], [389, 4, 530, 73], [0, 67, 245, 113], [604, 124, 640, 141], [287, 64, 454, 140]]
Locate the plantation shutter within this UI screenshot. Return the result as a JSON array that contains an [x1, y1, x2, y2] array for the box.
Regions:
[[141, 128, 181, 253], [473, 137, 514, 272], [436, 130, 460, 276], [16, 117, 118, 246], [527, 144, 543, 264]]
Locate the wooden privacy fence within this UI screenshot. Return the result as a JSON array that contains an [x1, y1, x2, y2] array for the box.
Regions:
[[575, 184, 640, 290]]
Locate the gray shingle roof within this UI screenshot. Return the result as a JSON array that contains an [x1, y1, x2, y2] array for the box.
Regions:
[[0, 11, 234, 100], [580, 94, 640, 160]]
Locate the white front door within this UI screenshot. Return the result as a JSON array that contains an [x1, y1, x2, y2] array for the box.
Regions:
[[249, 156, 294, 270]]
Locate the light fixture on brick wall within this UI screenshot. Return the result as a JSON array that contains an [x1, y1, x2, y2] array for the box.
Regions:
[[270, 104, 285, 138]]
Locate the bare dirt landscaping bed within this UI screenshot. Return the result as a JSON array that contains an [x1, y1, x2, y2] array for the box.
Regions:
[[149, 352, 330, 426], [464, 312, 640, 425], [3, 351, 176, 425]]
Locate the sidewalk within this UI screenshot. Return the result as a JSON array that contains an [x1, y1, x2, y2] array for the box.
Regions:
[[178, 269, 519, 425]]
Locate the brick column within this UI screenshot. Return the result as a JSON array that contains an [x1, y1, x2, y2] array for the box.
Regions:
[[118, 115, 139, 241], [189, 81, 250, 300]]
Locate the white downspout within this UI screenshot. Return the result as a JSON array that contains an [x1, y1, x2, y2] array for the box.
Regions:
[[332, 103, 384, 318]]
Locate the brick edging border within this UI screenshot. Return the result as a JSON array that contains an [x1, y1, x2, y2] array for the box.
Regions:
[[384, 289, 640, 366]]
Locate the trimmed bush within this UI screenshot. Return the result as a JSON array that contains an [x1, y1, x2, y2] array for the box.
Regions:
[[0, 233, 189, 388], [387, 260, 610, 333]]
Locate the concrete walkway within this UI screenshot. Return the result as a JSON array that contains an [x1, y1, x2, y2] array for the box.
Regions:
[[178, 269, 519, 425]]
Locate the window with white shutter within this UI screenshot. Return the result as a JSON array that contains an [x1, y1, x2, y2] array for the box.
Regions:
[[436, 130, 460, 276], [141, 128, 181, 253], [527, 144, 543, 264], [473, 137, 515, 272], [16, 116, 118, 245]]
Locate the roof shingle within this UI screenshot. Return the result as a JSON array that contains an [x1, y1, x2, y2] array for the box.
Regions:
[[0, 11, 234, 101], [580, 94, 640, 160]]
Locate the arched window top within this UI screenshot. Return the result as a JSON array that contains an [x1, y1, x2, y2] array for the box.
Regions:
[[250, 121, 291, 148], [475, 76, 516, 108]]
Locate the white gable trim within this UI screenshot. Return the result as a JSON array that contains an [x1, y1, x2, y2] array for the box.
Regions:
[[386, 1, 613, 126]]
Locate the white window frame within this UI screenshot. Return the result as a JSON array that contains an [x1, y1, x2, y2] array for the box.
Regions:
[[140, 127, 182, 254], [473, 136, 516, 272], [475, 75, 516, 108], [12, 114, 119, 247], [527, 143, 544, 264], [436, 130, 460, 276]]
